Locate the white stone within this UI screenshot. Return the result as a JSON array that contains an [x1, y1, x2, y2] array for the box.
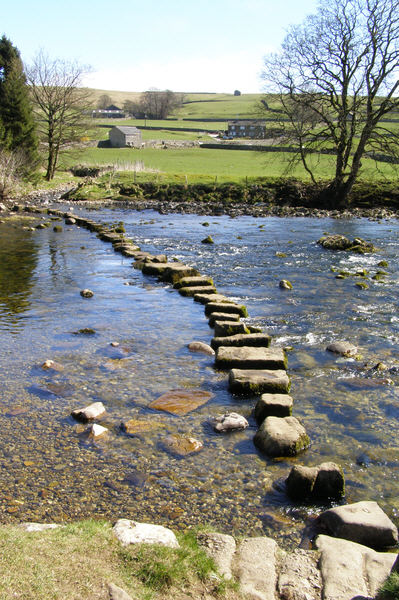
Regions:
[[113, 519, 179, 548], [71, 401, 106, 422], [19, 523, 61, 532], [87, 423, 108, 439], [212, 412, 249, 433]]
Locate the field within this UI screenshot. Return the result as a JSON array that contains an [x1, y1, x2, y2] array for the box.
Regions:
[[67, 91, 398, 185]]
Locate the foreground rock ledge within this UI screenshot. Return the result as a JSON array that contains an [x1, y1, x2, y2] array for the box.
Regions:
[[229, 369, 290, 395]]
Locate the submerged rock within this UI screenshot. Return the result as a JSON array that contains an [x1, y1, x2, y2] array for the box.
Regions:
[[149, 389, 213, 416], [163, 434, 203, 456], [317, 235, 375, 253]]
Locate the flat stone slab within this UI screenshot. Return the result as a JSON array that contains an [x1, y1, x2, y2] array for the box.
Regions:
[[149, 389, 213, 416], [254, 416, 310, 457], [71, 401, 106, 423], [178, 285, 216, 297], [208, 312, 240, 327], [113, 519, 179, 548], [163, 434, 203, 456], [278, 548, 322, 600], [326, 341, 358, 357], [215, 346, 287, 370], [234, 536, 277, 600], [214, 321, 250, 337], [194, 293, 234, 305], [141, 262, 181, 277], [160, 264, 200, 283], [211, 333, 271, 350], [229, 369, 290, 395], [120, 418, 165, 435], [197, 532, 236, 580], [317, 501, 398, 548], [174, 275, 214, 289], [205, 302, 248, 317], [315, 534, 397, 600], [255, 393, 293, 422]]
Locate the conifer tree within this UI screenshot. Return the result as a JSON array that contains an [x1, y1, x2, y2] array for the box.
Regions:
[[0, 35, 38, 176]]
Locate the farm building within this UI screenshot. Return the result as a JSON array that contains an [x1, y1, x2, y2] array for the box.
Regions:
[[92, 104, 125, 118], [227, 120, 266, 139], [109, 126, 142, 148]]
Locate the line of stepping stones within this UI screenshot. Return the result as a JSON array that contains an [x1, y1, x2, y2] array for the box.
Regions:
[[18, 205, 399, 599]]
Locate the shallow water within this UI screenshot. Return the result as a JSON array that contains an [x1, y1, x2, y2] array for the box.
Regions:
[[0, 207, 398, 547]]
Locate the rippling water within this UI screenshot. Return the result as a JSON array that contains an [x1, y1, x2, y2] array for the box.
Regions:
[[0, 207, 398, 548]]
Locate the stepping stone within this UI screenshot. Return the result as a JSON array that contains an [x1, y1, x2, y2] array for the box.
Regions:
[[211, 333, 271, 350], [194, 293, 234, 305], [214, 321, 250, 337], [254, 416, 310, 457], [197, 532, 236, 580], [205, 302, 248, 317], [229, 369, 290, 395], [208, 312, 240, 327], [97, 231, 123, 243], [317, 501, 398, 548], [215, 346, 287, 370], [178, 286, 216, 297], [160, 264, 200, 283], [113, 519, 179, 548], [141, 262, 177, 277], [234, 537, 277, 600], [174, 275, 214, 289], [315, 534, 397, 600], [254, 393, 293, 422], [286, 462, 345, 501]]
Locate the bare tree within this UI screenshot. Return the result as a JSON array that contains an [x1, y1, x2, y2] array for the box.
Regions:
[[26, 52, 91, 181], [97, 93, 113, 109], [139, 89, 184, 119], [262, 0, 399, 206]]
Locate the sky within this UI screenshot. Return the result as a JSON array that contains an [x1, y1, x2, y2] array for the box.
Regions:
[[2, 0, 319, 93]]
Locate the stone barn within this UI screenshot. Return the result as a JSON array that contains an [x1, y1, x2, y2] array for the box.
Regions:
[[109, 126, 142, 148]]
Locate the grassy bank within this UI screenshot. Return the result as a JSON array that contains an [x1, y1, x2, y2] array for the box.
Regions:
[[0, 520, 238, 600]]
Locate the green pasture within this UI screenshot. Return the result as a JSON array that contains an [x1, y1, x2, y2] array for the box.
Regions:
[[61, 145, 397, 183]]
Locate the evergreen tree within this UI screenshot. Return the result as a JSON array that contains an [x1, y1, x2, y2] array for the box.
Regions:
[[0, 35, 38, 175]]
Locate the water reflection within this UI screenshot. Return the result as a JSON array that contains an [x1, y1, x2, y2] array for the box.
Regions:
[[0, 224, 38, 332]]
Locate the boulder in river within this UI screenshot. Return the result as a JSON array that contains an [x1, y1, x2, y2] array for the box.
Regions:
[[317, 235, 376, 253], [187, 341, 215, 355], [326, 341, 358, 357], [254, 416, 310, 457], [80, 288, 94, 298]]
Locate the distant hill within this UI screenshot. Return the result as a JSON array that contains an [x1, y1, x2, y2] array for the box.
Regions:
[[86, 89, 273, 120]]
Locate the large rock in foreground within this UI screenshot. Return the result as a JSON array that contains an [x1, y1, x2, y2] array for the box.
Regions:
[[113, 519, 179, 548], [315, 534, 397, 600], [254, 416, 310, 457], [317, 501, 398, 549], [229, 369, 290, 395]]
